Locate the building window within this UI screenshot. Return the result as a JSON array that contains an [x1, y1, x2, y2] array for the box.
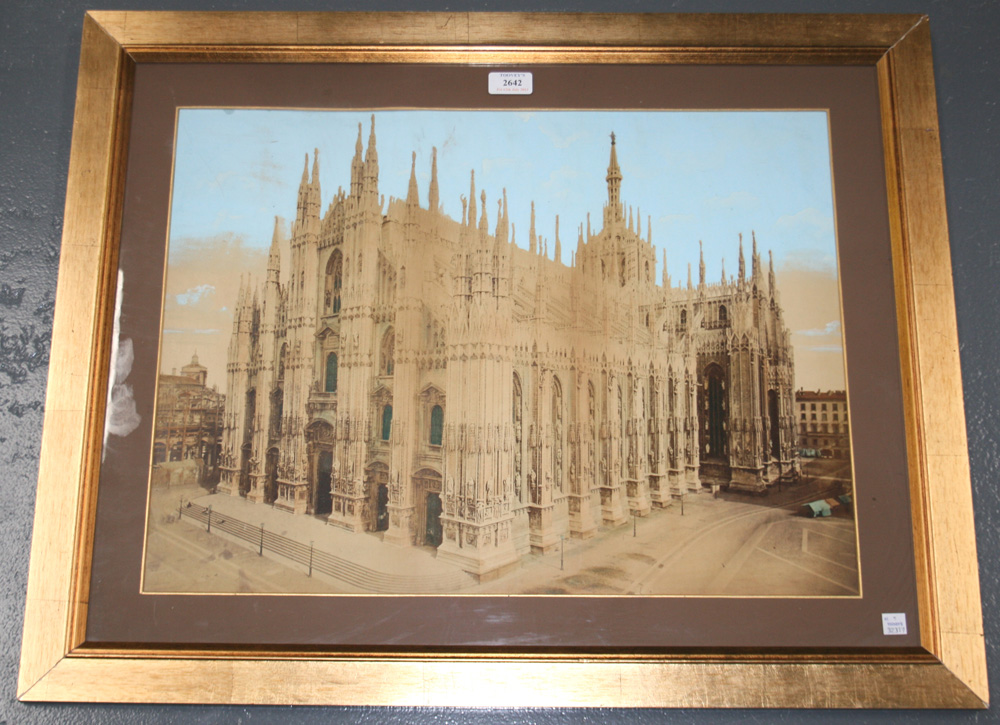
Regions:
[[680, 309, 688, 328], [822, 403, 827, 411], [325, 250, 343, 314], [381, 328, 395, 376], [719, 305, 727, 323], [429, 405, 444, 446], [269, 387, 283, 438], [325, 352, 338, 393], [381, 404, 393, 441]]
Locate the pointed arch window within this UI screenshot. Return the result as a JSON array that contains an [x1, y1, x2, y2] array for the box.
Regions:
[[325, 250, 343, 314], [429, 405, 444, 446], [269, 387, 284, 438], [381, 404, 393, 441], [380, 328, 395, 376], [719, 304, 728, 323], [325, 352, 338, 393]]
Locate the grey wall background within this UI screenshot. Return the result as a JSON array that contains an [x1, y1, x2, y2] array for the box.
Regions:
[[2, 1, 997, 722]]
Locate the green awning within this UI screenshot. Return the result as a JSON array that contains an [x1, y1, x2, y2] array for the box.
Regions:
[[803, 500, 832, 517]]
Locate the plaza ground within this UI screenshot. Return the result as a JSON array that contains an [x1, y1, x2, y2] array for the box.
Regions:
[[142, 458, 857, 596]]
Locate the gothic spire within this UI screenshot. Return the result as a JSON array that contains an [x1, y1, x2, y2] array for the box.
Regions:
[[350, 122, 363, 197], [606, 131, 622, 222], [365, 114, 378, 165], [768, 249, 776, 296], [721, 257, 727, 283], [468, 170, 477, 228], [699, 240, 706, 287], [428, 146, 439, 212], [752, 230, 759, 279], [479, 190, 488, 235], [687, 262, 692, 290], [406, 151, 419, 207], [308, 148, 321, 217], [267, 216, 281, 275], [738, 233, 746, 281], [662, 248, 668, 287], [529, 200, 537, 254], [554, 215, 561, 264]]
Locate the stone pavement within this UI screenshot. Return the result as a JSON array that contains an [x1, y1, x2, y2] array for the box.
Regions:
[[178, 488, 476, 590], [144, 483, 859, 597]]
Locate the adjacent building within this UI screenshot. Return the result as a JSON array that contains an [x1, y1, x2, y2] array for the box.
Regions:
[[216, 118, 798, 580], [795, 389, 851, 459], [153, 353, 225, 486]]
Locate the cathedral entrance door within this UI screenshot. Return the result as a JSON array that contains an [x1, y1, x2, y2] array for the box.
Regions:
[[376, 484, 389, 532], [315, 450, 333, 516], [364, 463, 389, 531], [425, 492, 443, 547], [412, 469, 443, 547], [239, 443, 251, 496], [264, 448, 279, 504]]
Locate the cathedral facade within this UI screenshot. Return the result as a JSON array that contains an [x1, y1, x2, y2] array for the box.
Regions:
[[216, 117, 798, 580]]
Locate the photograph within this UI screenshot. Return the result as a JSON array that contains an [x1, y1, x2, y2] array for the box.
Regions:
[[142, 109, 858, 596]]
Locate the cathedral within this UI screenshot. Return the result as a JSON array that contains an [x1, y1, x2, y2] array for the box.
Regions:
[[217, 117, 798, 581]]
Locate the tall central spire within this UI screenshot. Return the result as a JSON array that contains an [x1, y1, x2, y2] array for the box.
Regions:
[[606, 131, 622, 223]]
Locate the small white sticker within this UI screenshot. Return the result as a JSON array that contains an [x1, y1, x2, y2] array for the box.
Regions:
[[882, 612, 908, 635], [489, 72, 532, 95]]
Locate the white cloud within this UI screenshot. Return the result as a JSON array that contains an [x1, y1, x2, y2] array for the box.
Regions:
[[541, 165, 582, 199], [776, 207, 834, 234], [704, 191, 759, 212], [796, 320, 841, 337], [779, 248, 838, 273], [482, 157, 520, 175], [657, 213, 697, 225], [176, 284, 216, 306], [537, 125, 588, 150]]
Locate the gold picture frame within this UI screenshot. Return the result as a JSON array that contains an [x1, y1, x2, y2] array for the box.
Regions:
[[17, 11, 986, 707]]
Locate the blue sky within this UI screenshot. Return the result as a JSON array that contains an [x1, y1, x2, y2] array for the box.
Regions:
[[164, 109, 845, 390], [170, 109, 837, 274]]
